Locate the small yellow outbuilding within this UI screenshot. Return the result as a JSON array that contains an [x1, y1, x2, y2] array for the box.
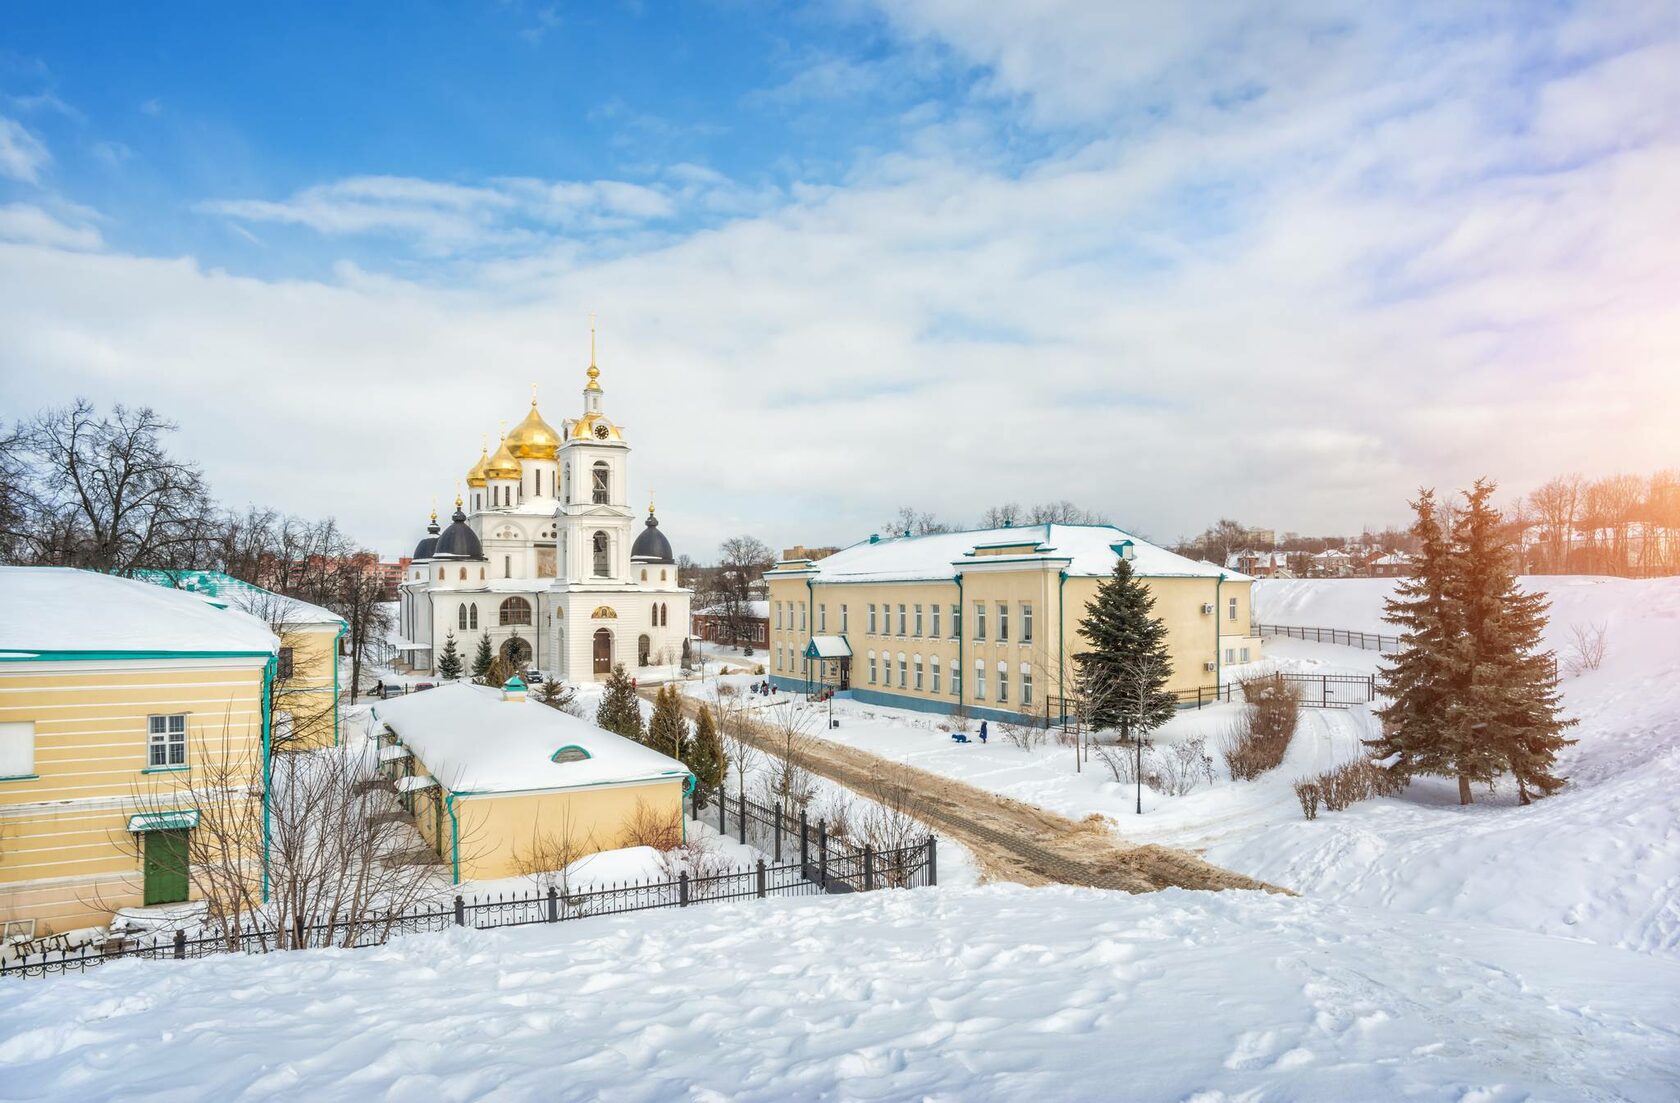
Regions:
[[371, 682, 692, 883]]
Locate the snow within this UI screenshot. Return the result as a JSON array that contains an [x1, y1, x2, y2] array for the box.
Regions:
[[781, 523, 1247, 583], [0, 566, 278, 655], [370, 683, 690, 793], [133, 569, 346, 629], [5, 885, 1677, 1101], [805, 634, 851, 658]]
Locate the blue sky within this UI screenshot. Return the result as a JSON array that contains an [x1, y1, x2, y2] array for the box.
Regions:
[[1, 2, 1676, 558]]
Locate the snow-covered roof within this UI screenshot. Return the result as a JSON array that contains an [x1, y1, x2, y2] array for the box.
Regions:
[[775, 524, 1248, 583], [1371, 553, 1411, 566], [134, 570, 345, 630], [372, 683, 691, 795], [696, 600, 769, 619], [806, 635, 852, 659], [0, 567, 279, 657]]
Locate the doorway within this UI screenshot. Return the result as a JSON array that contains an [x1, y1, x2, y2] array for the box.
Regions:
[[593, 628, 612, 675], [143, 829, 190, 905]]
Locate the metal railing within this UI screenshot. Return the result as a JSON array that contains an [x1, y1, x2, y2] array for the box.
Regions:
[[1254, 623, 1401, 653]]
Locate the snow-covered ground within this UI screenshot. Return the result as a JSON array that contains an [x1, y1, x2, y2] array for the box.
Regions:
[[5, 884, 1677, 1102]]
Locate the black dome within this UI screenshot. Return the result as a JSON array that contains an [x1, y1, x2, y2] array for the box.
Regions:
[[631, 512, 674, 563], [433, 504, 485, 560], [412, 514, 441, 560]]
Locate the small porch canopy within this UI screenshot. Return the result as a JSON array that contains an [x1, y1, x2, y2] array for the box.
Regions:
[[127, 810, 200, 832], [805, 635, 852, 660], [391, 638, 432, 652], [395, 774, 437, 793]]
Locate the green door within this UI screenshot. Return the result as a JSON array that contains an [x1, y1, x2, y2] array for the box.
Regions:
[[143, 829, 190, 905]]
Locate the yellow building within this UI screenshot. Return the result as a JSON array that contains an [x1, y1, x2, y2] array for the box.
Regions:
[[138, 571, 347, 750], [370, 682, 693, 883], [765, 524, 1261, 724], [0, 568, 279, 938]]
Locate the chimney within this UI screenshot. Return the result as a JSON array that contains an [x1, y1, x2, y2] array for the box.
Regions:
[[502, 675, 528, 703]]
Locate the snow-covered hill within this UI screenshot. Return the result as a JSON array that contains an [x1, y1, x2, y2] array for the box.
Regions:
[[4, 885, 1677, 1102], [1218, 576, 1680, 957]]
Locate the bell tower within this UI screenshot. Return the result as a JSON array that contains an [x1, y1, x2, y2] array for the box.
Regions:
[[558, 318, 633, 584]]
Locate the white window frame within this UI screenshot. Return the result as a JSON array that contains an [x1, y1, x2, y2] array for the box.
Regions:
[[1229, 596, 1239, 622], [0, 721, 35, 779], [931, 656, 941, 695], [931, 604, 941, 638], [913, 604, 923, 637], [974, 602, 986, 641], [819, 604, 827, 632], [998, 603, 1009, 642], [897, 604, 907, 636], [1021, 664, 1033, 707], [913, 655, 924, 691], [868, 604, 877, 634], [898, 652, 908, 689], [148, 714, 187, 768], [1022, 603, 1033, 643], [997, 660, 1008, 704], [974, 660, 986, 700], [868, 651, 877, 684], [840, 605, 848, 634]]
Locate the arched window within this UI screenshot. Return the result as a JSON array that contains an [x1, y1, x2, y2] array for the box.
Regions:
[[641, 569, 647, 582], [660, 602, 668, 627], [592, 462, 610, 505], [459, 567, 466, 580], [479, 567, 485, 580], [660, 569, 667, 582], [592, 531, 610, 577], [499, 597, 532, 626], [458, 604, 467, 630], [469, 605, 478, 629], [651, 601, 659, 624], [436, 568, 444, 580]]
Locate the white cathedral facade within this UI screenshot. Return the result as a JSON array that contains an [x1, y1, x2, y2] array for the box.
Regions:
[[396, 345, 691, 682]]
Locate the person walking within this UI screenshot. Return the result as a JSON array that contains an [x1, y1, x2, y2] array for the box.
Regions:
[[979, 719, 989, 744]]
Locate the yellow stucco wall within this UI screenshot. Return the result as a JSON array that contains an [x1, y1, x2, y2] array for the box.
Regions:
[[0, 659, 268, 934], [768, 565, 1260, 714], [274, 622, 342, 751]]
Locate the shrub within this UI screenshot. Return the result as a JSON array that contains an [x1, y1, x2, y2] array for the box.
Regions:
[[1154, 735, 1216, 796], [1566, 621, 1608, 676], [1221, 674, 1302, 780], [998, 722, 1049, 753], [1294, 780, 1321, 820], [620, 797, 682, 850], [754, 664, 765, 675], [1297, 756, 1406, 819]]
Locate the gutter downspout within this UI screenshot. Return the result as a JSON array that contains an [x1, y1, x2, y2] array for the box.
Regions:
[[446, 791, 461, 884], [1057, 569, 1069, 719], [260, 653, 276, 903], [332, 623, 347, 747], [682, 773, 696, 844], [955, 573, 965, 713], [805, 575, 816, 695], [1215, 573, 1225, 689]]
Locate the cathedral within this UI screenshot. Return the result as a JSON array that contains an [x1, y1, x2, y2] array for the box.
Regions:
[[396, 337, 690, 683]]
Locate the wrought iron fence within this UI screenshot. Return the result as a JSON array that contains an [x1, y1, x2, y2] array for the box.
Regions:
[[1, 832, 935, 981], [1254, 623, 1402, 653]]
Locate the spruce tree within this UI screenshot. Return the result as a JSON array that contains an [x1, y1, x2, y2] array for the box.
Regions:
[[685, 704, 727, 809], [1074, 556, 1177, 736], [436, 629, 464, 680], [1446, 479, 1575, 804], [483, 655, 511, 689], [471, 632, 494, 681], [647, 684, 686, 758], [595, 663, 645, 742], [537, 678, 576, 712], [1370, 489, 1455, 786]]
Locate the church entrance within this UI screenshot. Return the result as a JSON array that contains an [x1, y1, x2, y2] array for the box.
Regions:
[[593, 629, 612, 675], [501, 636, 531, 670], [638, 634, 651, 667]]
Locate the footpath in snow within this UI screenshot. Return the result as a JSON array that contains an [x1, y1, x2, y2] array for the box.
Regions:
[[3, 884, 1676, 1102]]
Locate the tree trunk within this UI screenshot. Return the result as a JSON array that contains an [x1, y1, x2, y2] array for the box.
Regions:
[[1457, 773, 1472, 805]]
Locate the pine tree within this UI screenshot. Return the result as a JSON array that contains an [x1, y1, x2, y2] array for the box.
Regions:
[[1074, 557, 1177, 736], [537, 678, 576, 712], [1447, 479, 1575, 805], [483, 654, 511, 689], [1370, 489, 1456, 786], [471, 632, 494, 681], [647, 684, 686, 758], [436, 630, 464, 680], [685, 703, 727, 809], [595, 663, 645, 742]]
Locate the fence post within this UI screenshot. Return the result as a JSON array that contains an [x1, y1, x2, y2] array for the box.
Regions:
[[756, 858, 767, 899], [818, 821, 828, 889], [547, 886, 558, 922], [454, 894, 465, 926], [174, 929, 186, 960], [864, 845, 874, 891], [800, 809, 809, 871], [719, 788, 726, 835], [679, 871, 690, 907], [928, 835, 938, 886], [738, 786, 747, 846], [1368, 674, 1376, 701], [1322, 674, 1329, 708]]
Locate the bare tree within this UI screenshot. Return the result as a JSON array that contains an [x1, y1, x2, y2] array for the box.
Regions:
[[761, 697, 819, 815], [979, 502, 1023, 528], [1565, 621, 1609, 675], [1526, 475, 1581, 573], [882, 506, 953, 536], [220, 586, 341, 752], [1026, 500, 1107, 525], [715, 535, 774, 649], [512, 805, 598, 896]]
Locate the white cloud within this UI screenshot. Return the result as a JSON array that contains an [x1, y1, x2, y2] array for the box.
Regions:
[[0, 204, 100, 250], [0, 116, 50, 183]]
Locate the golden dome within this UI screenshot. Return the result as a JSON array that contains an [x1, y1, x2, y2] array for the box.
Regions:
[[465, 445, 490, 488], [483, 436, 522, 481], [506, 395, 561, 460], [569, 412, 623, 441]]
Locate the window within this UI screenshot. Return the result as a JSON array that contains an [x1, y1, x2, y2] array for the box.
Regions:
[[950, 604, 960, 638], [1021, 665, 1033, 707], [660, 602, 668, 627], [148, 715, 187, 768], [819, 604, 827, 632], [277, 647, 294, 680], [998, 603, 1009, 642], [868, 603, 877, 634], [504, 555, 511, 577], [799, 603, 807, 632], [897, 604, 907, 636], [1229, 596, 1238, 622], [592, 462, 610, 505], [775, 643, 782, 671], [840, 604, 849, 634], [500, 597, 533, 626], [974, 602, 986, 641], [914, 604, 923, 636], [898, 652, 908, 689], [974, 660, 986, 700], [1225, 648, 1236, 664], [914, 655, 924, 691], [1240, 647, 1251, 662], [775, 602, 783, 630], [931, 604, 941, 638], [641, 569, 648, 582], [997, 661, 1008, 704], [931, 656, 941, 695], [868, 651, 877, 684], [951, 660, 961, 697], [0, 721, 35, 778], [469, 605, 478, 629], [458, 568, 467, 581], [458, 604, 468, 630], [1022, 603, 1034, 643], [593, 531, 610, 577]]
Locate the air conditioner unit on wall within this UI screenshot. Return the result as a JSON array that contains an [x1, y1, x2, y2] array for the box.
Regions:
[[1203, 661, 1218, 672], [1201, 602, 1215, 614]]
